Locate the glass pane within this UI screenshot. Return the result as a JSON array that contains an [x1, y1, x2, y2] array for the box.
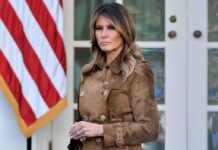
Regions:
[[208, 112, 218, 150], [208, 49, 218, 105], [74, 48, 92, 102], [142, 48, 165, 104], [143, 111, 165, 150], [208, 0, 218, 41], [74, 0, 114, 40], [124, 0, 165, 41]]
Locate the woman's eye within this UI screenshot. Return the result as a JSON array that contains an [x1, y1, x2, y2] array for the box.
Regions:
[[95, 27, 102, 31], [108, 26, 115, 30]]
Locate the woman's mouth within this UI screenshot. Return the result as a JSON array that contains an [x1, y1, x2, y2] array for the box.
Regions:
[[101, 42, 110, 46]]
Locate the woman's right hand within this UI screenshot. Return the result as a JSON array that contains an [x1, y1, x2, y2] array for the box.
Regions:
[[69, 121, 103, 140]]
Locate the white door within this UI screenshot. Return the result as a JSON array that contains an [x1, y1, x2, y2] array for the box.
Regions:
[[70, 0, 188, 150], [188, 0, 218, 150]]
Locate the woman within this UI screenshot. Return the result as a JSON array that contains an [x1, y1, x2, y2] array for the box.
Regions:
[[69, 2, 159, 150]]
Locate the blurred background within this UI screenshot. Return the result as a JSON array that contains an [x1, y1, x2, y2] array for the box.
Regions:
[[0, 0, 218, 150]]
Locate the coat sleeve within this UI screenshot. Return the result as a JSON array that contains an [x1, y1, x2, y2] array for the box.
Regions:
[[103, 63, 159, 147]]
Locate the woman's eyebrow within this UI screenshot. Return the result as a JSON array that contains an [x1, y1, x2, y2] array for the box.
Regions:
[[95, 25, 102, 27], [95, 23, 113, 26], [107, 24, 114, 27]]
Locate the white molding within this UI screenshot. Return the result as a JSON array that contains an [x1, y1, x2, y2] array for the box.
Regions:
[[206, 106, 218, 111], [207, 43, 218, 49], [136, 41, 165, 48], [116, 0, 123, 4], [73, 41, 91, 47], [157, 105, 166, 111], [72, 41, 166, 48]]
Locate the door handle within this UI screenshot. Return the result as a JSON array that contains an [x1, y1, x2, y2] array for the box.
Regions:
[[193, 30, 202, 38], [168, 31, 177, 38]]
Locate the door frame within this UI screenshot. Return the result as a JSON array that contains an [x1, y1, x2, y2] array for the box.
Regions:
[[165, 0, 188, 149], [188, 0, 218, 149]]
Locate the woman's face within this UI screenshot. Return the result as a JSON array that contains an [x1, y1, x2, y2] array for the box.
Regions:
[[95, 15, 124, 55]]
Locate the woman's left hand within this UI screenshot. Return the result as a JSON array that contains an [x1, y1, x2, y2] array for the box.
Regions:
[[69, 121, 103, 140]]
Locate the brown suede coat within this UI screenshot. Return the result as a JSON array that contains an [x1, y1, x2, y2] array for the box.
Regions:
[[78, 55, 159, 150]]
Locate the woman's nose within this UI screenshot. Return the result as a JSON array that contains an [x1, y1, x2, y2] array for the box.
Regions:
[[101, 28, 108, 38]]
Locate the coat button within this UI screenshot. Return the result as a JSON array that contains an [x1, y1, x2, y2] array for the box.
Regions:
[[82, 116, 88, 121], [99, 114, 106, 122], [96, 137, 102, 144], [104, 81, 109, 85], [103, 81, 110, 89], [80, 91, 85, 97], [102, 90, 108, 96]]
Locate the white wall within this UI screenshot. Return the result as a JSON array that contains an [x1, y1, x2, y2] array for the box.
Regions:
[[0, 91, 26, 150]]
